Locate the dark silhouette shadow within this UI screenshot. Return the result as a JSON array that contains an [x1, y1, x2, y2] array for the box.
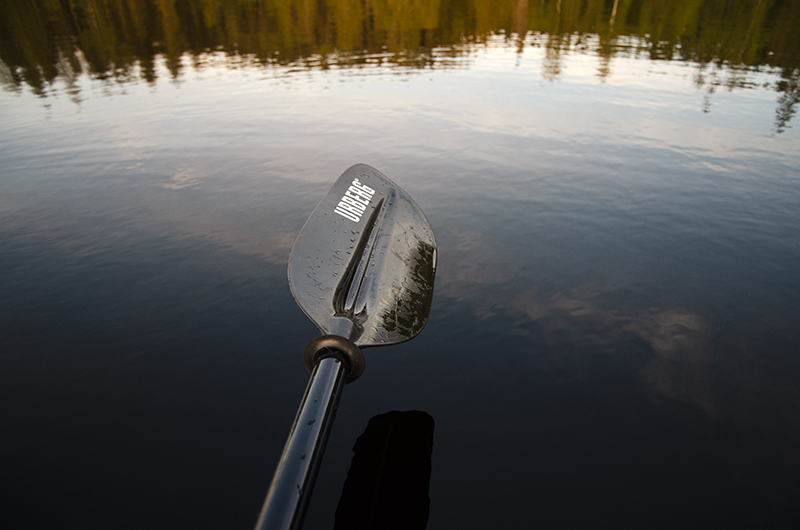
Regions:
[[334, 411, 435, 530]]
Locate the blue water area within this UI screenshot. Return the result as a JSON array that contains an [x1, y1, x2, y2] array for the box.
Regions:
[[2, 1, 800, 528]]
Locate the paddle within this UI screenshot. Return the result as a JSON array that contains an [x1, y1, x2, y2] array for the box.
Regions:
[[254, 164, 437, 530]]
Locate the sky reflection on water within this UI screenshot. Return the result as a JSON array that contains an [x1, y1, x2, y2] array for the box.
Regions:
[[2, 2, 800, 529]]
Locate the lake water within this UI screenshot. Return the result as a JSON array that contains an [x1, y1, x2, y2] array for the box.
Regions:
[[2, 1, 800, 528]]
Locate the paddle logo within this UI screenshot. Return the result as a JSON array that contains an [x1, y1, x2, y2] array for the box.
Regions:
[[334, 178, 376, 222]]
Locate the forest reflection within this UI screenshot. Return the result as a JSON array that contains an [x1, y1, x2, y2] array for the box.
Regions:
[[1, 0, 799, 129]]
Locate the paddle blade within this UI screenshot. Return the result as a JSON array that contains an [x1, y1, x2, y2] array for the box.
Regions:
[[288, 164, 436, 348]]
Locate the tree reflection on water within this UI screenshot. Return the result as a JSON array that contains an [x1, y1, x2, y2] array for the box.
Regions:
[[1, 0, 799, 130]]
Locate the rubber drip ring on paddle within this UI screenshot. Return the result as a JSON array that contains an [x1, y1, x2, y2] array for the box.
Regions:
[[303, 335, 365, 384]]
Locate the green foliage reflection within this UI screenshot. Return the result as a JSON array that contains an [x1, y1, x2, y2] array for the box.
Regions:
[[1, 0, 798, 128]]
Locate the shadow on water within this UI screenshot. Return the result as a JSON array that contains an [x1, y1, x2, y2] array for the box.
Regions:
[[334, 411, 434, 530], [1, 0, 799, 131]]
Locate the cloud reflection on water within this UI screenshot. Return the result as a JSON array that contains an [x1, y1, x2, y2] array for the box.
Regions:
[[436, 227, 798, 437]]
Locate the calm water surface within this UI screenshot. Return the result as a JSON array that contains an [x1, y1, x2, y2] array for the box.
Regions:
[[2, 1, 800, 528]]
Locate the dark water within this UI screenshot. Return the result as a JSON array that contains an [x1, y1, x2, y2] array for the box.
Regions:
[[2, 1, 800, 528]]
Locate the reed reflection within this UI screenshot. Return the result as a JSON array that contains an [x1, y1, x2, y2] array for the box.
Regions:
[[1, 0, 798, 129]]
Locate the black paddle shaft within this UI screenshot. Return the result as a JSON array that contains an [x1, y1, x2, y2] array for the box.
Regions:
[[254, 355, 346, 530], [256, 337, 365, 530]]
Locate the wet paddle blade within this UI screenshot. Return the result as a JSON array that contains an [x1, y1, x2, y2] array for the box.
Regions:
[[288, 164, 437, 348]]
